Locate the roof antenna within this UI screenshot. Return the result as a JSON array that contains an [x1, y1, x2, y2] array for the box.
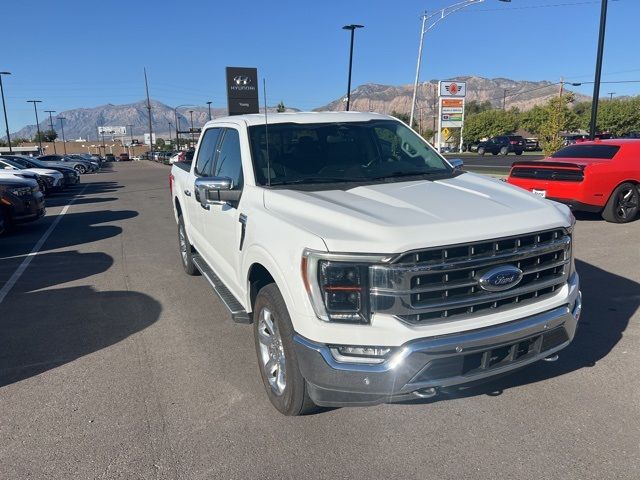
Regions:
[[263, 78, 271, 187]]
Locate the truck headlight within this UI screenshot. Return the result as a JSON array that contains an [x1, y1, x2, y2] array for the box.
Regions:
[[302, 249, 387, 324], [10, 186, 32, 197]]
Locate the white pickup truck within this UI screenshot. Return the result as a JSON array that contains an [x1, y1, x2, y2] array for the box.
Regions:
[[170, 112, 582, 415]]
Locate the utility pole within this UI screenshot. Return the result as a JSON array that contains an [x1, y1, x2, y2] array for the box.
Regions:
[[58, 117, 67, 154], [206, 101, 212, 121], [168, 122, 172, 147], [342, 24, 364, 111], [189, 110, 194, 148], [144, 67, 154, 157], [559, 76, 564, 97], [127, 124, 134, 146], [44, 110, 56, 153], [607, 92, 615, 100], [27, 100, 43, 153], [0, 72, 12, 153], [502, 89, 508, 110], [589, 0, 608, 139]]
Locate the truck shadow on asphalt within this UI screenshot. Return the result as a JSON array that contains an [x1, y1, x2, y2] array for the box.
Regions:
[[394, 259, 638, 406], [0, 250, 161, 388]]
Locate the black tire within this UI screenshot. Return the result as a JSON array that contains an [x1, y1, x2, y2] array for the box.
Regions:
[[601, 182, 639, 223], [500, 146, 509, 155], [178, 216, 199, 275], [477, 147, 485, 156], [492, 151, 499, 156], [74, 164, 86, 174], [515, 150, 523, 156], [253, 283, 318, 416]]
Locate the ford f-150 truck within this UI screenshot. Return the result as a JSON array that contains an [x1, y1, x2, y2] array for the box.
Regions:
[[170, 112, 582, 416]]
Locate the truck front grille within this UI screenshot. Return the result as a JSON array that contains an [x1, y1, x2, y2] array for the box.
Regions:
[[370, 229, 570, 325]]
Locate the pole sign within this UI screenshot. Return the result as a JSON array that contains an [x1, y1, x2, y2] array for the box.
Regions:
[[144, 133, 156, 145], [437, 81, 467, 152], [226, 67, 259, 115], [98, 126, 127, 136]]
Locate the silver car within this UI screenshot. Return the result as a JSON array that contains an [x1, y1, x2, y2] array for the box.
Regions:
[[37, 154, 97, 174]]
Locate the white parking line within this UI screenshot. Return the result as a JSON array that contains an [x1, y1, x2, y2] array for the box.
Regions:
[[0, 184, 89, 305]]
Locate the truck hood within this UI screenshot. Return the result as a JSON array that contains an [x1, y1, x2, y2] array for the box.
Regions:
[[263, 172, 572, 253]]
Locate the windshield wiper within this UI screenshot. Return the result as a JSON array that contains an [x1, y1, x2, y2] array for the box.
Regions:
[[269, 177, 367, 186], [370, 170, 445, 180]]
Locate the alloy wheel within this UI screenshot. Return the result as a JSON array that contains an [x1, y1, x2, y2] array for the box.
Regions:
[[615, 186, 639, 221], [257, 307, 286, 395]]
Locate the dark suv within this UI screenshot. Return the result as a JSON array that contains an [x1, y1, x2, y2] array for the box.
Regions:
[[477, 135, 525, 156], [0, 176, 45, 234]]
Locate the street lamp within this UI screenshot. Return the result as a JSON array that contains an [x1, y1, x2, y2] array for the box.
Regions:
[[174, 104, 198, 149], [27, 100, 43, 153], [44, 110, 56, 154], [589, 0, 608, 139], [58, 117, 67, 154], [0, 72, 12, 153], [409, 0, 511, 127], [206, 101, 212, 121], [342, 24, 364, 111]]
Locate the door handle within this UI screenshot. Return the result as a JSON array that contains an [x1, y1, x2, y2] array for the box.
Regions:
[[184, 189, 191, 197]]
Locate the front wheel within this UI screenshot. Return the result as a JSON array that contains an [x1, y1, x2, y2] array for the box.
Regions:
[[178, 216, 199, 275], [74, 164, 86, 174], [477, 147, 485, 156], [253, 283, 318, 416], [500, 146, 509, 155], [602, 182, 639, 223]]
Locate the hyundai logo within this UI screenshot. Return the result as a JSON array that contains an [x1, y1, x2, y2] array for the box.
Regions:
[[233, 75, 251, 86], [478, 265, 523, 292]]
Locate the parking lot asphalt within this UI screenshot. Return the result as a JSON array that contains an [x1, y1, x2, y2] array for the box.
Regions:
[[1, 161, 638, 479]]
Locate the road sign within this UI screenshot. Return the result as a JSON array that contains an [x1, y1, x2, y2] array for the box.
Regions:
[[439, 81, 466, 97], [442, 128, 451, 138]]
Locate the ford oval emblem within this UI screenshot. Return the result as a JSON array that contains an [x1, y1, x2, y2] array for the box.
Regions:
[[478, 265, 523, 292]]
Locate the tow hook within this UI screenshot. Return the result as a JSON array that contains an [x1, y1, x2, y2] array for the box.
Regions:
[[412, 387, 438, 399], [543, 354, 559, 362]]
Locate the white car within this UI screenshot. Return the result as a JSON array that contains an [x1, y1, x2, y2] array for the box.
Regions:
[[170, 112, 581, 415], [0, 157, 65, 193]]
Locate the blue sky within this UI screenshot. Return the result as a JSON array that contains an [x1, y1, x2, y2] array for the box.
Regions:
[[2, 0, 637, 132]]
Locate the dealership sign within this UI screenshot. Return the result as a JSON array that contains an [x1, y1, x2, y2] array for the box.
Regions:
[[98, 126, 127, 136], [226, 67, 259, 115], [439, 81, 466, 97]]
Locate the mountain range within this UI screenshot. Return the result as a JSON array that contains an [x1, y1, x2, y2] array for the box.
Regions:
[[8, 76, 588, 141]]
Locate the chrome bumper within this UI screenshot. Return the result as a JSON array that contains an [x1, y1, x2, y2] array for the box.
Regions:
[[294, 291, 582, 407]]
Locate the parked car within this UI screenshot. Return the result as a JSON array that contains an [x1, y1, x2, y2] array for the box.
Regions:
[[0, 174, 45, 234], [105, 153, 116, 162], [170, 112, 581, 415], [67, 154, 100, 171], [170, 149, 195, 164], [2, 155, 80, 186], [0, 157, 65, 194], [38, 154, 96, 174], [524, 138, 540, 151], [507, 139, 640, 223], [119, 152, 131, 161], [477, 135, 525, 156]]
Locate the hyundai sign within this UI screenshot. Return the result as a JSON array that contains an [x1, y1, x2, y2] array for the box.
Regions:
[[226, 67, 259, 115]]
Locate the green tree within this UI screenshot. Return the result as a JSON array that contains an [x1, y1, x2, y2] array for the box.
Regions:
[[462, 109, 519, 142], [33, 130, 58, 142], [156, 138, 166, 148], [390, 111, 418, 129], [538, 94, 580, 156], [520, 105, 548, 134], [576, 97, 640, 136], [276, 101, 286, 113], [465, 100, 493, 116]]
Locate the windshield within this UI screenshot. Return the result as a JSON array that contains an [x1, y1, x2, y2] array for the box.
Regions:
[[248, 119, 453, 186], [0, 158, 24, 169]]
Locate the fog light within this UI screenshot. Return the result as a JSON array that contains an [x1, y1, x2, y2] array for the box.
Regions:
[[330, 345, 393, 364]]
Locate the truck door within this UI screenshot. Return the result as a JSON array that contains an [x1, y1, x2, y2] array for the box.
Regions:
[[187, 127, 223, 249], [200, 127, 245, 297]]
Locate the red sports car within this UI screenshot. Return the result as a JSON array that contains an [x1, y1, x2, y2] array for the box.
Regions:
[[507, 139, 639, 223]]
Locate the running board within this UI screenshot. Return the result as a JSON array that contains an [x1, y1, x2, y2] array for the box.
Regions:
[[192, 254, 251, 324]]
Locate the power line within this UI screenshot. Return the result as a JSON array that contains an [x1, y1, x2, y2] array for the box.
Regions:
[[461, 0, 622, 12]]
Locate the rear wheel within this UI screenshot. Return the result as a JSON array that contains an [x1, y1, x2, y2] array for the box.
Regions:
[[178, 216, 199, 275], [253, 283, 318, 416], [602, 182, 639, 223], [500, 146, 509, 155], [74, 164, 86, 174], [515, 150, 523, 155], [477, 147, 485, 156]]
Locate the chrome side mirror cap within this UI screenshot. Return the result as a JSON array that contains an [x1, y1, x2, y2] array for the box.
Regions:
[[449, 158, 464, 171], [195, 176, 233, 205]]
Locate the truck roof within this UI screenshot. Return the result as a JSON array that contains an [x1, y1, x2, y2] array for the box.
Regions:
[[203, 111, 394, 128]]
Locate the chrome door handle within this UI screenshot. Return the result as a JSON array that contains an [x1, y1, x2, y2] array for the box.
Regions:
[[184, 189, 191, 196]]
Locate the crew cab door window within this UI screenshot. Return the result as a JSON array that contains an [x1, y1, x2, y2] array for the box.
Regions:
[[214, 129, 243, 189], [194, 127, 222, 177]]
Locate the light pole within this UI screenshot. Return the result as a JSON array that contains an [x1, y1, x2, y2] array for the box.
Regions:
[[126, 124, 134, 146], [589, 0, 608, 139], [189, 110, 194, 148], [206, 101, 212, 121], [174, 104, 197, 150], [168, 122, 173, 146], [44, 110, 56, 154], [409, 0, 511, 127], [58, 117, 67, 154], [27, 100, 43, 153], [342, 24, 364, 111], [0, 72, 12, 153], [607, 92, 615, 100]]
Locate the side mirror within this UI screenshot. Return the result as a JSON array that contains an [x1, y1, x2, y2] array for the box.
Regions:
[[195, 176, 241, 206], [449, 158, 464, 171]]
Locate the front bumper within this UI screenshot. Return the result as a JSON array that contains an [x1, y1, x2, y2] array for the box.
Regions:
[[294, 291, 582, 407], [12, 193, 46, 223]]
